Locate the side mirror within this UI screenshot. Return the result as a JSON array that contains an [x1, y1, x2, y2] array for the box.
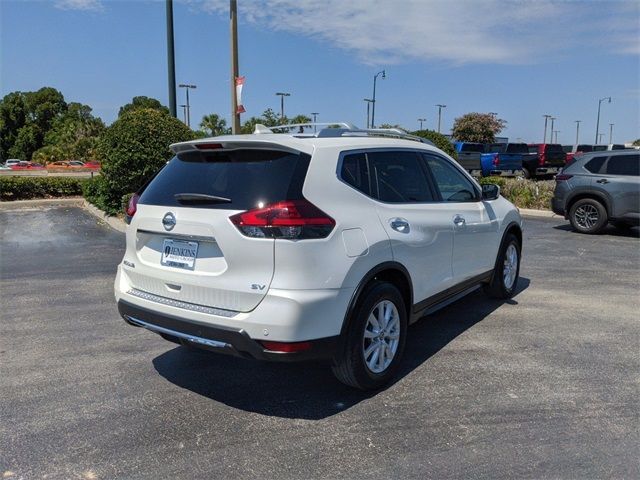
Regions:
[[482, 184, 500, 200]]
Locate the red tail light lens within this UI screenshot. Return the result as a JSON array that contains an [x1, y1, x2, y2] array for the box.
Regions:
[[539, 153, 546, 166], [230, 199, 335, 240], [260, 341, 312, 353], [492, 154, 500, 166], [126, 193, 140, 217], [555, 174, 573, 182]]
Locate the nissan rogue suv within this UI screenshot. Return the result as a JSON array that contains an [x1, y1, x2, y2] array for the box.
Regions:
[[115, 125, 523, 390]]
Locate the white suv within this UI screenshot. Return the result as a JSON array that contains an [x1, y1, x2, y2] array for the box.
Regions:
[[115, 125, 522, 390]]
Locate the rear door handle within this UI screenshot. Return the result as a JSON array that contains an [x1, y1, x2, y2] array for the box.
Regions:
[[453, 215, 466, 226], [390, 218, 410, 233], [596, 179, 609, 184]]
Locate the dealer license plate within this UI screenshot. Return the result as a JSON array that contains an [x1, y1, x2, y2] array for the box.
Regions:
[[161, 239, 199, 270]]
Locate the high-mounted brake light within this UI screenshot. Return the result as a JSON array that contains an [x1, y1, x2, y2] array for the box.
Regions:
[[230, 199, 335, 240], [126, 193, 140, 217], [196, 143, 224, 150]]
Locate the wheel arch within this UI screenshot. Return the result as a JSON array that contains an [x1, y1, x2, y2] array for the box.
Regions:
[[490, 221, 522, 283], [566, 191, 611, 217]]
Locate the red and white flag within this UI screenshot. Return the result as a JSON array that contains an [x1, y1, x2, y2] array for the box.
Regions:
[[235, 76, 246, 114]]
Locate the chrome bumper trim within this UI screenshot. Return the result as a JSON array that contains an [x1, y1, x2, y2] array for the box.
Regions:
[[127, 288, 238, 318], [124, 315, 231, 349]]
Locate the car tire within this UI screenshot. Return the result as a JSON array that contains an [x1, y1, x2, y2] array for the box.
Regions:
[[522, 167, 532, 179], [484, 233, 521, 299], [569, 198, 607, 234], [332, 282, 407, 390]]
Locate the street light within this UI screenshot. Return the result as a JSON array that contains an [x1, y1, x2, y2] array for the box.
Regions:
[[595, 96, 611, 144], [275, 92, 290, 120], [166, 0, 177, 118], [311, 112, 319, 132], [609, 123, 614, 144], [549, 117, 556, 142], [364, 98, 374, 129], [418, 118, 427, 130], [553, 130, 560, 143], [598, 133, 605, 143], [543, 114, 552, 143], [435, 104, 446, 133], [370, 69, 385, 128], [179, 104, 188, 124], [574, 120, 582, 145], [178, 84, 197, 128]]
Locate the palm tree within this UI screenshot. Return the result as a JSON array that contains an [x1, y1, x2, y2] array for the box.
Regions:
[[200, 114, 229, 136]]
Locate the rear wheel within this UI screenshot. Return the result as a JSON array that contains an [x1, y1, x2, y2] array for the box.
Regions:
[[522, 167, 532, 179], [484, 233, 520, 299], [332, 282, 407, 390], [569, 198, 607, 234]]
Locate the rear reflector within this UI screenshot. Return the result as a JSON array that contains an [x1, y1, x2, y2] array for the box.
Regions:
[[126, 192, 140, 217], [196, 143, 223, 150], [492, 154, 500, 166], [260, 341, 312, 353], [230, 199, 335, 240]]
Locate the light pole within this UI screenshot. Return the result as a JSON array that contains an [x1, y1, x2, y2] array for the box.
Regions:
[[230, 0, 241, 133], [549, 117, 556, 142], [543, 114, 552, 143], [179, 104, 187, 124], [364, 98, 373, 129], [553, 130, 560, 143], [370, 70, 385, 128], [595, 96, 611, 144], [166, 0, 177, 118], [598, 133, 605, 143], [418, 118, 426, 130], [275, 92, 290, 120], [574, 120, 581, 145], [179, 84, 197, 128], [609, 123, 614, 144], [311, 112, 319, 132], [435, 104, 446, 133]]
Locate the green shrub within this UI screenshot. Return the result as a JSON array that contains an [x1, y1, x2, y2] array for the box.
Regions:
[[411, 129, 457, 159], [0, 176, 88, 201], [478, 177, 554, 210], [97, 108, 194, 213]]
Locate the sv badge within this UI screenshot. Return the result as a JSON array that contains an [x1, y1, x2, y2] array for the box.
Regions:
[[251, 284, 266, 291]]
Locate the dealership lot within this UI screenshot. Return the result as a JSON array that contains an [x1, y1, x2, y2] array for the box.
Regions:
[[1, 204, 638, 479]]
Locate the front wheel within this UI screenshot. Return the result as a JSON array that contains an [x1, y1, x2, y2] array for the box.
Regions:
[[484, 233, 521, 299], [332, 282, 407, 390]]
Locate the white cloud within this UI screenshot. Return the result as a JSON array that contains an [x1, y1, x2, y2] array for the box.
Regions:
[[54, 0, 104, 12], [196, 0, 639, 65]]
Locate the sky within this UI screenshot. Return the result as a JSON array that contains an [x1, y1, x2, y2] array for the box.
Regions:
[[1, 0, 639, 144]]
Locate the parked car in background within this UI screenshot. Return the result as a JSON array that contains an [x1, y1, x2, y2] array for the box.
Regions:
[[116, 124, 523, 390], [525, 144, 566, 178], [552, 150, 640, 233], [453, 142, 485, 175], [4, 159, 22, 167], [607, 144, 627, 151], [480, 143, 533, 177], [10, 161, 45, 170], [564, 144, 594, 164], [84, 161, 101, 169]]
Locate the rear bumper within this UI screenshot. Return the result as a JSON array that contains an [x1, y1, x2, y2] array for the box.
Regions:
[[551, 196, 566, 217], [118, 299, 338, 362]]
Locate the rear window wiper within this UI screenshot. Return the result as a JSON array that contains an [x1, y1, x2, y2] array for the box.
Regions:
[[174, 193, 232, 204]]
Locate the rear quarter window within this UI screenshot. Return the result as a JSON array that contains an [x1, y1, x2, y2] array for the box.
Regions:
[[340, 152, 370, 196], [583, 156, 607, 174]]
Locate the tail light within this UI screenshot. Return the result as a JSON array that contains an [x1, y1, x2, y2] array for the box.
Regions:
[[555, 174, 573, 182], [492, 154, 500, 166], [230, 199, 335, 240], [539, 152, 546, 166], [126, 193, 140, 217]]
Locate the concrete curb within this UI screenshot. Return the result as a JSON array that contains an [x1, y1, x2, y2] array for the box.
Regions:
[[519, 208, 561, 219], [0, 197, 84, 208], [82, 200, 127, 233]]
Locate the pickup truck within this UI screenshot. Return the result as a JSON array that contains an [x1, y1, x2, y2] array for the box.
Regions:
[[524, 144, 566, 178], [453, 142, 485, 175], [480, 143, 533, 177]]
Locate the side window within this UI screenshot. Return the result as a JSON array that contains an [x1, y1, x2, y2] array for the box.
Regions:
[[584, 156, 607, 174], [340, 152, 370, 196], [367, 151, 434, 203], [604, 154, 640, 176], [423, 154, 478, 202]]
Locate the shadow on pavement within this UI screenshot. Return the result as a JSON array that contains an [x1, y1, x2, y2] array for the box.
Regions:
[[552, 223, 639, 238], [153, 278, 530, 420]]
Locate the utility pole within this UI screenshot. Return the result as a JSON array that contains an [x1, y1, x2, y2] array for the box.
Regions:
[[543, 114, 552, 143], [230, 0, 241, 133], [549, 117, 556, 142], [275, 92, 290, 120], [364, 99, 373, 129], [595, 96, 611, 144], [574, 120, 581, 145], [165, 0, 177, 118], [609, 123, 614, 144], [371, 70, 385, 128], [311, 112, 319, 132], [418, 118, 426, 130], [179, 104, 187, 124], [179, 84, 196, 128], [435, 104, 446, 133]]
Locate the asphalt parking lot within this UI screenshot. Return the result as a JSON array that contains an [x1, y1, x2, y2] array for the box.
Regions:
[[1, 203, 638, 479]]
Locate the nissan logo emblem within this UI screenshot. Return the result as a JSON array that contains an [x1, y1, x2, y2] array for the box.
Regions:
[[162, 212, 176, 231]]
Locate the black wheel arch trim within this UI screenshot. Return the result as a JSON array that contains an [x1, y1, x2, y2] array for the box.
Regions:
[[490, 221, 522, 283], [565, 189, 612, 217]]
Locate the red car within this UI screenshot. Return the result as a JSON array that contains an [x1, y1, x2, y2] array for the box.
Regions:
[[10, 161, 45, 170]]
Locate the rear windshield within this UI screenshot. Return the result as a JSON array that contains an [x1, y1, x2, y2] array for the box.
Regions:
[[577, 145, 593, 153], [505, 144, 529, 154], [544, 144, 564, 153], [460, 143, 485, 153], [138, 149, 310, 210], [593, 145, 608, 151], [528, 146, 539, 154], [562, 145, 572, 153]]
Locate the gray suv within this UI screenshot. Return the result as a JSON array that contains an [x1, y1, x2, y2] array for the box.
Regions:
[[551, 150, 639, 233]]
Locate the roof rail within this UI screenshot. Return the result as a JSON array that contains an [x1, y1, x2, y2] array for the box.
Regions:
[[252, 123, 434, 145]]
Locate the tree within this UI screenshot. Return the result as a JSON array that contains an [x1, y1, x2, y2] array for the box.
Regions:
[[289, 114, 312, 125], [118, 96, 169, 117], [200, 113, 229, 136], [378, 123, 404, 130], [44, 102, 105, 160], [96, 108, 194, 212], [241, 116, 263, 134], [261, 108, 281, 127], [9, 124, 43, 160], [633, 139, 640, 146], [451, 113, 507, 144], [411, 129, 457, 158]]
